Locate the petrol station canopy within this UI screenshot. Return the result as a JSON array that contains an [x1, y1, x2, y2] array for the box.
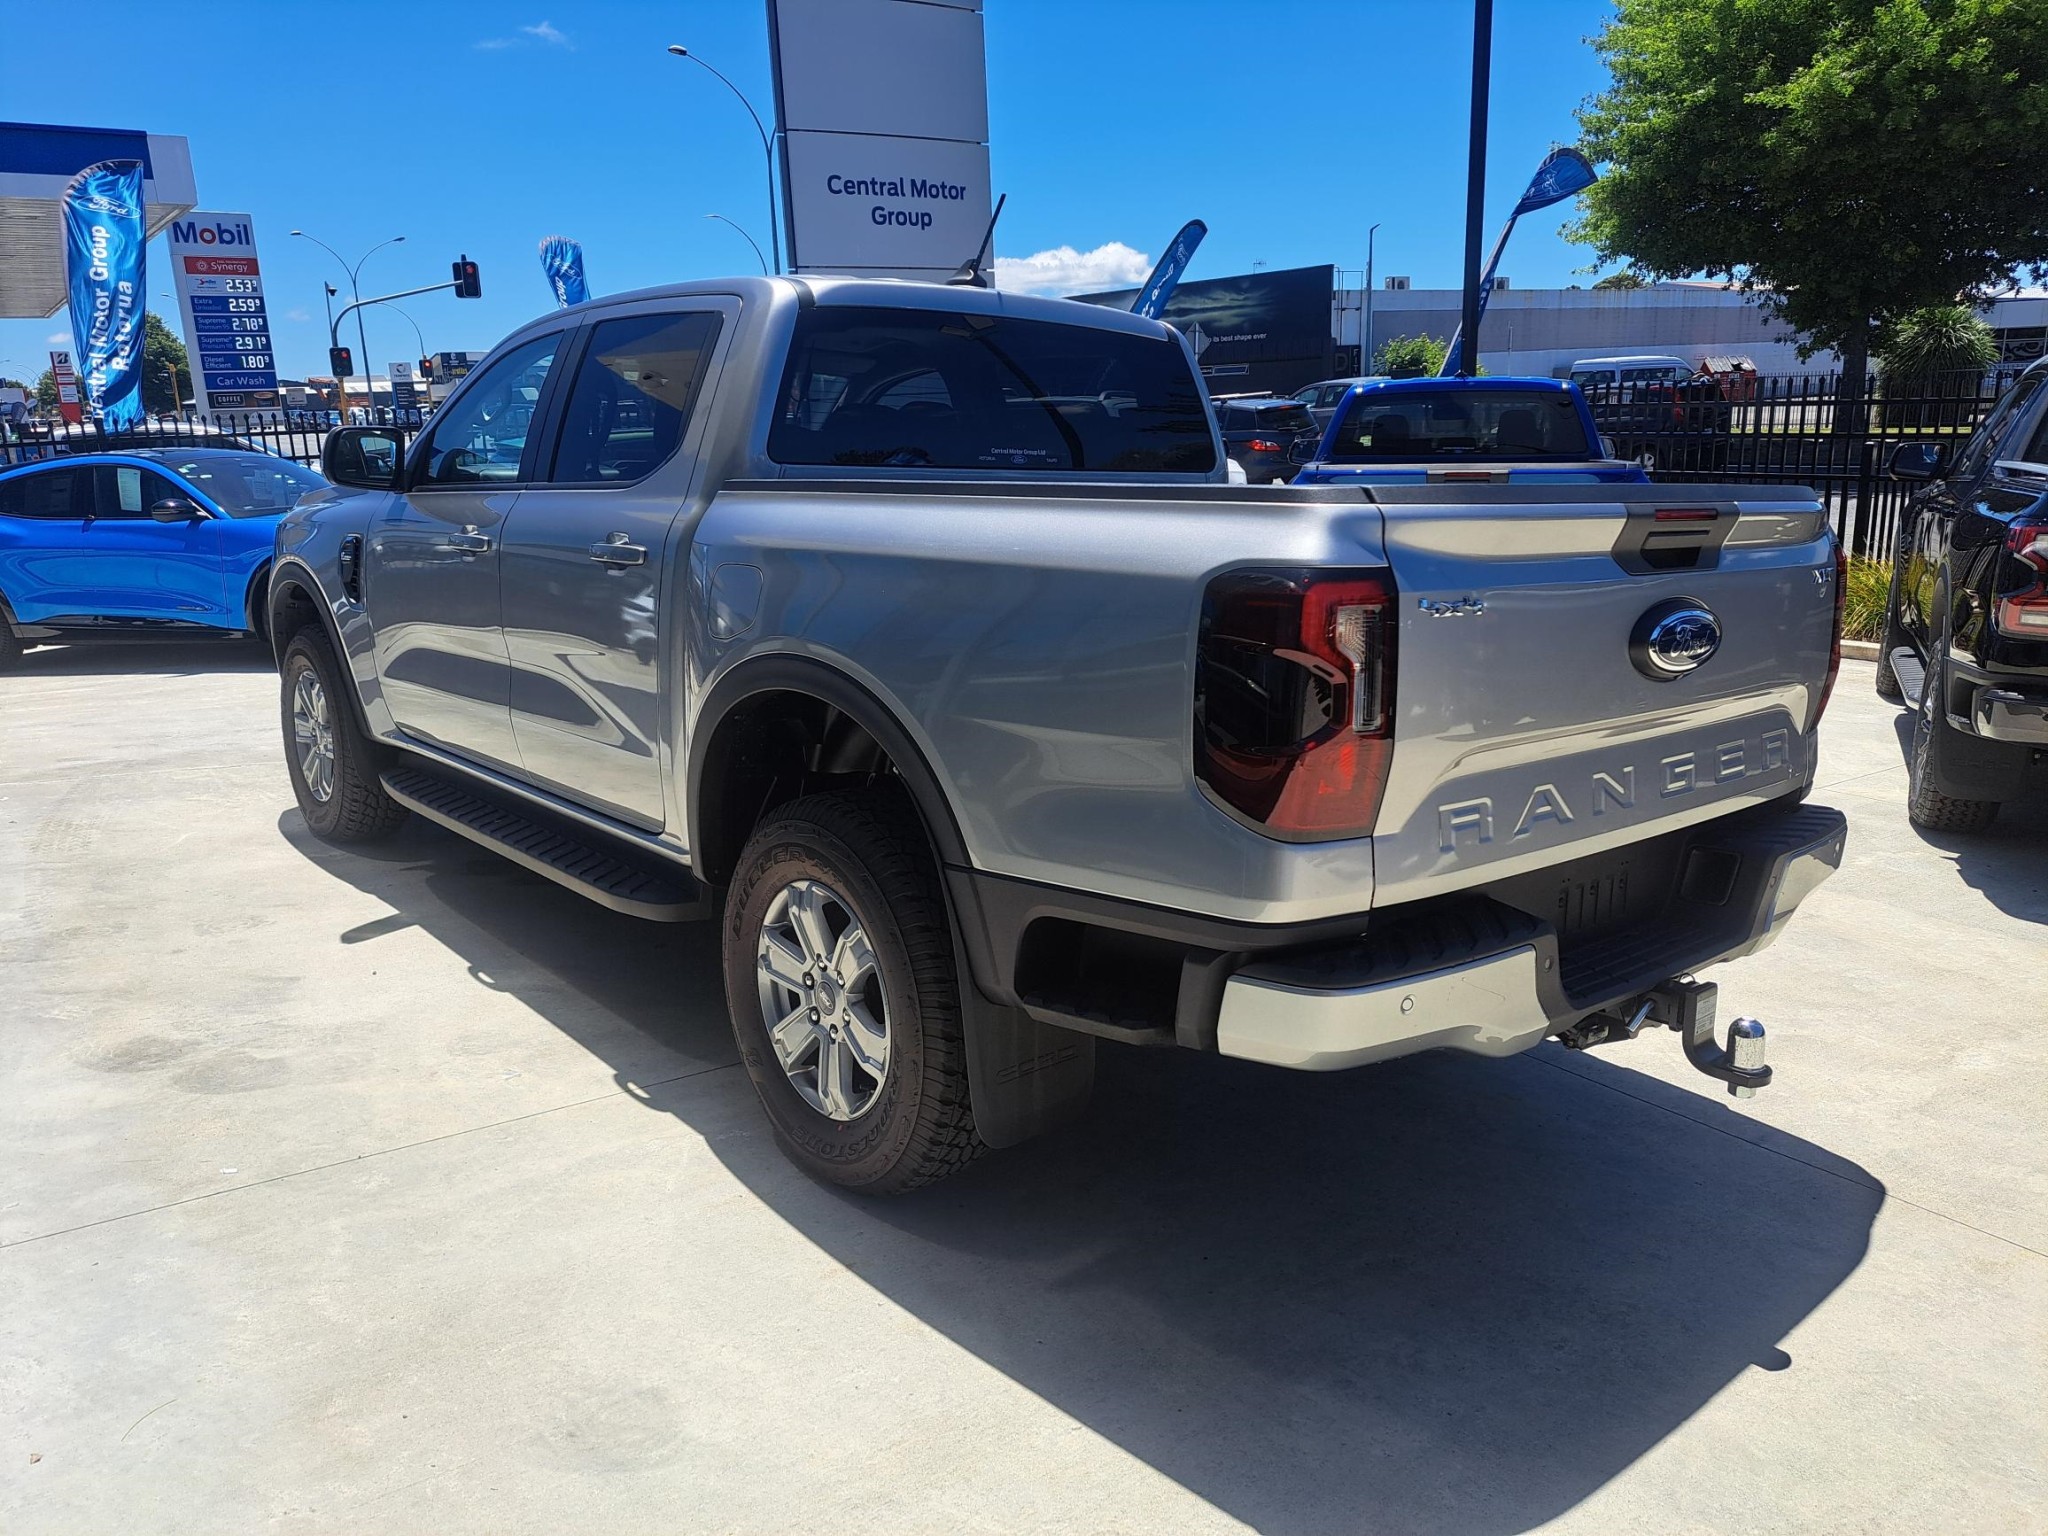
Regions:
[[0, 121, 197, 318]]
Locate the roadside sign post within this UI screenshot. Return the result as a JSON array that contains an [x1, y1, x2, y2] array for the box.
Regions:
[[167, 211, 280, 416], [47, 350, 82, 424]]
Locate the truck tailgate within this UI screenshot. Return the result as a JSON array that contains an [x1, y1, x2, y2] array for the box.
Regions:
[[1369, 484, 1835, 906]]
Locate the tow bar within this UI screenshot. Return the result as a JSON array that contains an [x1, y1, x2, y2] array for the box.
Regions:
[[1557, 977, 1771, 1098]]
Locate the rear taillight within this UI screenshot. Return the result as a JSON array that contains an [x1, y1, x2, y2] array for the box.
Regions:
[[1195, 568, 1397, 838], [1811, 536, 1848, 730], [1246, 438, 1285, 453], [1993, 523, 2048, 638]]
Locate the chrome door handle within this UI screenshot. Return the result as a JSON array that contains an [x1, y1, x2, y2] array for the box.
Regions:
[[447, 525, 492, 552], [588, 532, 647, 566]]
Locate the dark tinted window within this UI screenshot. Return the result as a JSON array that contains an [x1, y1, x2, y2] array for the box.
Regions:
[[549, 311, 722, 485], [1956, 370, 2045, 479], [0, 467, 86, 519], [768, 306, 1215, 474], [158, 455, 325, 517], [421, 333, 560, 485], [1325, 389, 1592, 461], [1254, 402, 1314, 433]]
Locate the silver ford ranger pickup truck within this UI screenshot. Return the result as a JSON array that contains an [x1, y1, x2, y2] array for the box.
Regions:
[[270, 276, 1847, 1192]]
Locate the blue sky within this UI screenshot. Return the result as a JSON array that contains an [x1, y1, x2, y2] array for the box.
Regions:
[[0, 0, 1618, 385]]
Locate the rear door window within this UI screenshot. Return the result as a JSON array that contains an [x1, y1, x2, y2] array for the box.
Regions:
[[768, 306, 1215, 473], [547, 311, 723, 485], [0, 467, 87, 519]]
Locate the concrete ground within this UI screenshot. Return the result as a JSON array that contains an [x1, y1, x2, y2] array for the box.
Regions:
[[1, 644, 2042, 1535]]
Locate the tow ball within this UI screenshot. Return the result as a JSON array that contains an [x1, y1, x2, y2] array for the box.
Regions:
[[1557, 977, 1771, 1098]]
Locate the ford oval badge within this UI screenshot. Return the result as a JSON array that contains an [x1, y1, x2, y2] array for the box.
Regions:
[[1630, 599, 1722, 680]]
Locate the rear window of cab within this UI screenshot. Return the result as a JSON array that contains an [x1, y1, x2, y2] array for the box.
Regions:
[[1325, 388, 1592, 461], [768, 306, 1216, 474]]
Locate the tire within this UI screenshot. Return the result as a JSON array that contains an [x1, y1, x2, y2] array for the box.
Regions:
[[1906, 610, 1998, 833], [722, 786, 982, 1194], [1874, 552, 1907, 702], [280, 631, 408, 843]]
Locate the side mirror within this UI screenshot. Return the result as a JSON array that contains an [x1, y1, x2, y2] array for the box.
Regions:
[[1598, 435, 1616, 459], [322, 425, 408, 491], [1888, 441, 1946, 482], [149, 496, 202, 522]]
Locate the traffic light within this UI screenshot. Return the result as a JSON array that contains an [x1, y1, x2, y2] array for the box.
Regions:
[[418, 356, 434, 381], [452, 255, 482, 299], [328, 345, 354, 378]]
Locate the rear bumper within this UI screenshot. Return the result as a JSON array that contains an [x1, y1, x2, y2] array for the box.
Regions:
[[1216, 801, 1846, 1071], [1973, 686, 2048, 745]]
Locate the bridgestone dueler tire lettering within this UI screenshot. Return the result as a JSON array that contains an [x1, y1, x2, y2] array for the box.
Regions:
[[722, 787, 983, 1194], [280, 631, 409, 844]]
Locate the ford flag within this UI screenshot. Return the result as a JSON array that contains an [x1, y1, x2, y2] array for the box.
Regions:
[[1442, 147, 1598, 375], [62, 161, 148, 428], [1131, 220, 1208, 321], [1511, 147, 1597, 218], [539, 236, 589, 308]]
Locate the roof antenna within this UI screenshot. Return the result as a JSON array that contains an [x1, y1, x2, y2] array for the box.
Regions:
[[948, 193, 1006, 287]]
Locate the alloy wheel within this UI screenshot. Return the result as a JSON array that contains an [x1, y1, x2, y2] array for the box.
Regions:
[[292, 669, 336, 804], [754, 877, 891, 1120]]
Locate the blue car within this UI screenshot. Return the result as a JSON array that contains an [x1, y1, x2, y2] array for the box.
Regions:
[[0, 449, 326, 664], [1290, 376, 1651, 487]]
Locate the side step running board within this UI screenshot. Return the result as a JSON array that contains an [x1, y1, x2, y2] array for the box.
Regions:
[[380, 765, 711, 922], [1891, 647, 1926, 707]]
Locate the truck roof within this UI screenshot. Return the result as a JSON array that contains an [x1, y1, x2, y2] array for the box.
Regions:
[[500, 273, 1176, 345]]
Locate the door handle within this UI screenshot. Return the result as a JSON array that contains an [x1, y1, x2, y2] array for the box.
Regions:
[[447, 525, 492, 553], [588, 532, 647, 566]]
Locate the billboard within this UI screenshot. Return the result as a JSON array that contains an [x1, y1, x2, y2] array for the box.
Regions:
[[167, 211, 280, 413], [769, 0, 992, 280], [1078, 265, 1337, 398]]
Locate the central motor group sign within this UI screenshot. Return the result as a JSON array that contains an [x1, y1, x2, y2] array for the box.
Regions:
[[168, 211, 280, 414], [770, 0, 992, 280]]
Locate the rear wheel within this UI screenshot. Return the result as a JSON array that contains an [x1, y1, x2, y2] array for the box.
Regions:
[[1906, 612, 1998, 833], [722, 787, 982, 1194], [280, 631, 408, 843]]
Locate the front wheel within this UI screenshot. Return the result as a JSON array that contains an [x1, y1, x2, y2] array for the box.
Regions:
[[722, 787, 982, 1193], [280, 631, 408, 843]]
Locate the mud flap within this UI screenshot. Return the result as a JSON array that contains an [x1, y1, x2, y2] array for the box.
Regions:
[[954, 934, 1096, 1150]]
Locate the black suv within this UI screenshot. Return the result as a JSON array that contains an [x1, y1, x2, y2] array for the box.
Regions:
[[1214, 396, 1319, 484], [1878, 357, 2048, 830]]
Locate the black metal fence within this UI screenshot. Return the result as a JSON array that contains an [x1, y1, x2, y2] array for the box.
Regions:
[[1588, 368, 2021, 561], [0, 407, 428, 472]]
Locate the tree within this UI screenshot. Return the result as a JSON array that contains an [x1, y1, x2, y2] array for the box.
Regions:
[[1877, 303, 2000, 425], [1374, 333, 1449, 377], [1572, 0, 2048, 398], [142, 312, 190, 415], [0, 375, 25, 391], [1592, 270, 1647, 290], [33, 369, 58, 409]]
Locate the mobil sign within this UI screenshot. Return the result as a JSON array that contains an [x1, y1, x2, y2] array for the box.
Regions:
[[167, 210, 280, 414], [170, 214, 254, 249]]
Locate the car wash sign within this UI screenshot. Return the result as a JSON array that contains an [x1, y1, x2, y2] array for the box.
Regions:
[[770, 0, 992, 280], [168, 211, 280, 414]]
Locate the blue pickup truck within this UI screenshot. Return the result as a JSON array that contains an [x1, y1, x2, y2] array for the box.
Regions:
[[1290, 376, 1650, 487]]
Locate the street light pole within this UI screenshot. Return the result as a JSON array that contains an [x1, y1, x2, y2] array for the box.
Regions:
[[668, 44, 781, 275], [1363, 223, 1380, 373], [705, 214, 769, 275], [1458, 0, 1494, 377], [293, 230, 405, 415]]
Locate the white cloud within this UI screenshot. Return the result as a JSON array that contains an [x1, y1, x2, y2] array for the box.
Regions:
[[285, 307, 312, 323], [475, 21, 570, 50], [46, 330, 68, 345], [993, 242, 1151, 298]]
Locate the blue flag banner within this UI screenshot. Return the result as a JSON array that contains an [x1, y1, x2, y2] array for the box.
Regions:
[[1510, 147, 1597, 218], [539, 236, 589, 308], [1132, 220, 1208, 321], [1442, 147, 1598, 375], [62, 161, 148, 427]]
